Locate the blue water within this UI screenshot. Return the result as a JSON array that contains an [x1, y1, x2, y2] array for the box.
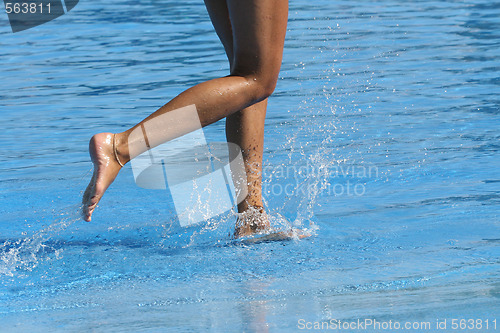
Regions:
[[1, 0, 499, 331]]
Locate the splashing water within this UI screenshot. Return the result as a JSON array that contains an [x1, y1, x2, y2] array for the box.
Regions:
[[0, 205, 81, 277]]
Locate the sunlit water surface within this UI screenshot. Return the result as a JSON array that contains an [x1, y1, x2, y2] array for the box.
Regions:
[[0, 0, 499, 331]]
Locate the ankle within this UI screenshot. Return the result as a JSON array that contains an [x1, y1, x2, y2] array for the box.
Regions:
[[237, 200, 264, 214], [235, 204, 269, 236], [114, 132, 130, 165]]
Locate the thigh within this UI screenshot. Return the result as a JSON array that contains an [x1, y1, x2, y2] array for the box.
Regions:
[[227, 0, 288, 78], [204, 0, 234, 66]]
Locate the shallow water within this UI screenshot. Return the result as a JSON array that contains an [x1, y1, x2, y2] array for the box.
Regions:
[[1, 0, 499, 331]]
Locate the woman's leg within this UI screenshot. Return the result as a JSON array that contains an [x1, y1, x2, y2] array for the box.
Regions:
[[82, 0, 288, 222], [205, 0, 268, 218], [226, 102, 269, 237], [226, 102, 267, 212]]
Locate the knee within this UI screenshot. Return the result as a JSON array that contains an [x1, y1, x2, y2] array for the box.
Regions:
[[254, 74, 278, 100], [231, 70, 279, 102]]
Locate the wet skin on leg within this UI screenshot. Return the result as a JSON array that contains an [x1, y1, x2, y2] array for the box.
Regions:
[[205, 0, 271, 236], [82, 0, 289, 226]]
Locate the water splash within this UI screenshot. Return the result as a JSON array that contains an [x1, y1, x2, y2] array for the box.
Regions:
[[0, 205, 81, 277]]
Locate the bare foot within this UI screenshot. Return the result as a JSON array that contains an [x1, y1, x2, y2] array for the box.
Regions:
[[234, 206, 271, 238], [82, 133, 123, 222]]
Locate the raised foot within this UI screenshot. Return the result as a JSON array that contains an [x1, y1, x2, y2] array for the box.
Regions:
[[81, 132, 123, 222]]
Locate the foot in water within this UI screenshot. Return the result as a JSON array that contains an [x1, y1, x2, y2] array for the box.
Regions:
[[234, 205, 313, 241], [82, 132, 124, 222], [234, 206, 271, 238]]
